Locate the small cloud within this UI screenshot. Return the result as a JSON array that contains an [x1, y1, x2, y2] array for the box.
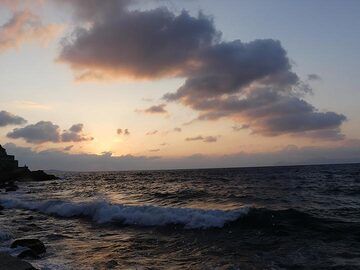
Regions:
[[185, 135, 219, 143], [149, 148, 160, 152], [117, 128, 130, 135], [203, 136, 218, 143], [160, 142, 168, 146], [307, 74, 322, 81], [174, 127, 182, 132], [0, 110, 27, 127], [146, 130, 158, 135], [138, 104, 168, 115], [232, 124, 250, 131], [101, 151, 112, 157], [14, 100, 51, 110], [64, 145, 73, 151]]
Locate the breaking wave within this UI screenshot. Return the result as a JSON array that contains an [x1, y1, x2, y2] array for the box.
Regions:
[[0, 197, 249, 229]]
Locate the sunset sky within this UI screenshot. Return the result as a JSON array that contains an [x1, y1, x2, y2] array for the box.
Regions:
[[1, 0, 360, 171]]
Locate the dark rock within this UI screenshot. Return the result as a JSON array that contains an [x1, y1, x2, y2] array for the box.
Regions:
[[17, 249, 40, 260], [106, 260, 118, 268], [25, 216, 34, 221], [11, 239, 46, 255], [28, 170, 58, 181], [0, 205, 4, 211], [5, 185, 18, 192], [0, 252, 37, 270]]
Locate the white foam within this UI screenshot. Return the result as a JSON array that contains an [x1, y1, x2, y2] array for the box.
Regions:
[[0, 197, 248, 229]]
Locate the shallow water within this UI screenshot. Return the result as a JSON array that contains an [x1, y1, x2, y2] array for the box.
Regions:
[[1, 164, 360, 269]]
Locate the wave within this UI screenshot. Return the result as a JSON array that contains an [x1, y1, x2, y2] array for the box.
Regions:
[[0, 197, 249, 229]]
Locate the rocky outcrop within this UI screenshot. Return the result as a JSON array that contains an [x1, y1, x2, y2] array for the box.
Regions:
[[0, 144, 58, 183], [0, 252, 37, 270], [11, 239, 46, 256]]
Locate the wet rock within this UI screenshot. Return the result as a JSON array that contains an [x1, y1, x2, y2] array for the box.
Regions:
[[11, 239, 46, 255], [0, 205, 4, 211], [0, 252, 37, 270]]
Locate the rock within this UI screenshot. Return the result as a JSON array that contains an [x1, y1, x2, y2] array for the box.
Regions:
[[17, 249, 40, 260], [5, 184, 18, 192], [0, 205, 4, 211], [11, 239, 46, 255], [0, 252, 37, 270], [106, 260, 118, 268], [28, 170, 58, 181]]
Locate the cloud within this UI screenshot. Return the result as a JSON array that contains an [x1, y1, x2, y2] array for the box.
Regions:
[[117, 128, 130, 135], [173, 127, 182, 132], [307, 74, 322, 81], [7, 121, 92, 144], [61, 123, 93, 142], [0, 110, 27, 127], [146, 130, 158, 135], [56, 1, 346, 140], [7, 121, 61, 143], [143, 104, 167, 114], [0, 9, 61, 53], [185, 135, 218, 143], [4, 142, 360, 171], [232, 124, 250, 131], [149, 148, 160, 152], [63, 145, 73, 151], [57, 4, 219, 79]]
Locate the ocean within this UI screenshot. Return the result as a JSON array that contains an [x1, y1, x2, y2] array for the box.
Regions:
[[0, 163, 359, 269]]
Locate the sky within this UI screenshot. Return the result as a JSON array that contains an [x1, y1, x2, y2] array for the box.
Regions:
[[0, 0, 360, 171]]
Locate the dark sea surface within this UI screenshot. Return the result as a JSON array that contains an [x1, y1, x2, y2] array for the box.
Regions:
[[1, 163, 360, 269]]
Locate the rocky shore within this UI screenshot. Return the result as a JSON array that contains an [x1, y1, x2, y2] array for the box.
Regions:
[[0, 145, 57, 269]]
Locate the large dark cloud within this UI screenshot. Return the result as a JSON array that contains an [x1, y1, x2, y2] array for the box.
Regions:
[[0, 110, 27, 127], [57, 0, 346, 140], [7, 121, 92, 144], [4, 142, 360, 171], [58, 6, 218, 79]]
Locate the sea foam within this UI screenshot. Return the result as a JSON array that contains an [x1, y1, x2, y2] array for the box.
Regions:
[[0, 197, 248, 229]]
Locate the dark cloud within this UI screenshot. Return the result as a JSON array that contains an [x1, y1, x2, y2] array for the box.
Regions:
[[57, 0, 346, 140], [5, 142, 360, 171], [149, 148, 160, 152], [69, 123, 83, 133], [185, 135, 218, 143], [7, 121, 61, 143], [173, 127, 182, 132], [0, 110, 27, 127], [7, 121, 92, 144], [307, 74, 322, 81], [58, 6, 219, 79], [143, 104, 167, 114]]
